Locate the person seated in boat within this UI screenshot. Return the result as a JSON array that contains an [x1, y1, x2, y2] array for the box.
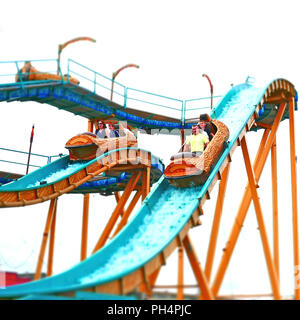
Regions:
[[183, 124, 209, 156], [95, 120, 110, 139], [108, 123, 120, 138], [198, 114, 215, 141]]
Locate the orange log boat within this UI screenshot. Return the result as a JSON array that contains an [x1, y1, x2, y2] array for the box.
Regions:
[[164, 119, 229, 188], [65, 131, 138, 161], [15, 61, 79, 85]]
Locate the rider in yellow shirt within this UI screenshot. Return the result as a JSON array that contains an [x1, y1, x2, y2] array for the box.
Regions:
[[184, 124, 209, 155]]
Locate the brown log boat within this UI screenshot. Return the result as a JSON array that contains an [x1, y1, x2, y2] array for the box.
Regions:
[[164, 119, 229, 188], [65, 131, 138, 161], [16, 61, 79, 85]]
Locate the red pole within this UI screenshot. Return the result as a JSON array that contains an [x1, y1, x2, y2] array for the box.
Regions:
[[110, 64, 139, 100], [26, 124, 35, 174], [57, 37, 96, 75], [202, 74, 213, 109]]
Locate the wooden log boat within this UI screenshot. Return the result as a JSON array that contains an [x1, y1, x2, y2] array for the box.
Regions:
[[65, 131, 138, 161], [164, 119, 229, 188], [15, 61, 79, 85]]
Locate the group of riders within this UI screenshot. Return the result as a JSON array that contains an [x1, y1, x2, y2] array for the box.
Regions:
[[95, 114, 215, 158], [95, 121, 134, 139], [183, 114, 215, 156]]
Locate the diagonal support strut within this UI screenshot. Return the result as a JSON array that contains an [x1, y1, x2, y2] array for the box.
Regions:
[[211, 102, 287, 297], [241, 136, 280, 299]]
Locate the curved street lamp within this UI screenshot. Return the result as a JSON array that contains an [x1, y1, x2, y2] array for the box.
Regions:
[[202, 74, 213, 110], [110, 64, 140, 100], [57, 36, 96, 74]]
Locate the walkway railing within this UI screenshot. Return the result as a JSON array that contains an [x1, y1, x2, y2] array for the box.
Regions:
[[184, 96, 223, 122], [0, 58, 223, 123], [0, 147, 65, 176], [0, 59, 59, 90], [67, 59, 184, 120]]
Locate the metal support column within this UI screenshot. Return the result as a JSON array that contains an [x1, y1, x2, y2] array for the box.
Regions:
[[288, 97, 300, 300], [212, 102, 286, 297], [241, 136, 280, 299]]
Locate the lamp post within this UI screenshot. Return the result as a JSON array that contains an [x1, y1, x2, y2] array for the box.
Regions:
[[202, 74, 213, 110], [110, 64, 139, 101], [57, 36, 96, 75]]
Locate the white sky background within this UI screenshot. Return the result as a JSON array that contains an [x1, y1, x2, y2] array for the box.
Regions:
[[0, 0, 299, 298]]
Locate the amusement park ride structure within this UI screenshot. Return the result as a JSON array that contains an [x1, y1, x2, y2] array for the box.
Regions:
[[0, 58, 298, 300]]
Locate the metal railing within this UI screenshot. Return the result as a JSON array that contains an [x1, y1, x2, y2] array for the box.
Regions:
[[0, 59, 59, 90], [184, 96, 223, 122], [0, 58, 223, 124], [0, 147, 65, 175]]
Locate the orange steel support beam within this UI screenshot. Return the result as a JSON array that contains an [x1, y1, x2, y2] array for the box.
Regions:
[[177, 246, 184, 300], [142, 167, 151, 201], [114, 192, 121, 202], [88, 119, 94, 133], [183, 235, 214, 300], [92, 172, 142, 253], [139, 265, 162, 298], [114, 192, 124, 216], [80, 119, 93, 261], [35, 198, 57, 280], [288, 97, 300, 300], [241, 136, 280, 299], [211, 128, 270, 295], [212, 102, 286, 297], [81, 194, 90, 261], [112, 190, 142, 237], [205, 162, 231, 281], [146, 268, 161, 297], [47, 198, 58, 277], [271, 137, 280, 281]]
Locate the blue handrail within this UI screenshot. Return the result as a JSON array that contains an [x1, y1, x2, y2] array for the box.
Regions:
[[0, 159, 41, 168], [0, 59, 61, 90], [0, 147, 49, 158], [0, 147, 65, 173]]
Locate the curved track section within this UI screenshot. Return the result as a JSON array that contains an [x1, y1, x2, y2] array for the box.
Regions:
[[0, 148, 160, 208], [0, 81, 183, 131], [0, 79, 296, 299]]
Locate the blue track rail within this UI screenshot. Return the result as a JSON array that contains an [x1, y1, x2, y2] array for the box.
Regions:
[[0, 151, 164, 194]]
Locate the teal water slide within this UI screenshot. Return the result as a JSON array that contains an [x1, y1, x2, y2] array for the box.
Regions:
[[0, 150, 164, 196], [0, 79, 295, 298]]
